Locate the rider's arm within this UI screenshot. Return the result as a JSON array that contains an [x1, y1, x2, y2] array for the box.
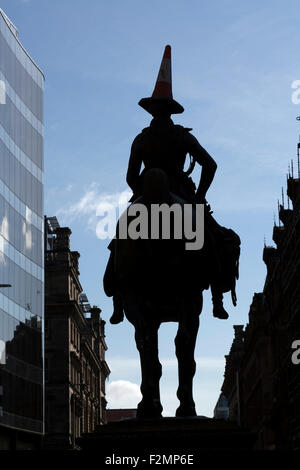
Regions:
[[186, 133, 217, 202], [126, 136, 143, 193]]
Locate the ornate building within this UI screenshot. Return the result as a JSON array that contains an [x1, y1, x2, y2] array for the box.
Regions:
[[43, 217, 110, 449], [106, 409, 137, 422], [221, 167, 300, 450], [213, 393, 229, 420]]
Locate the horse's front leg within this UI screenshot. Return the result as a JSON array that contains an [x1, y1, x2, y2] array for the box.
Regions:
[[134, 317, 162, 419], [175, 297, 202, 417]]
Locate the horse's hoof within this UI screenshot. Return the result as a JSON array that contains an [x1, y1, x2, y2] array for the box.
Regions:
[[136, 410, 163, 420], [137, 400, 163, 420], [175, 405, 197, 417]]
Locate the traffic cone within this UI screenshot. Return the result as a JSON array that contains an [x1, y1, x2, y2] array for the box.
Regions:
[[139, 45, 184, 115]]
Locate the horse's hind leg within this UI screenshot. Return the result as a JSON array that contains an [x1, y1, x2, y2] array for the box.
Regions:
[[135, 319, 163, 419], [175, 306, 200, 417]]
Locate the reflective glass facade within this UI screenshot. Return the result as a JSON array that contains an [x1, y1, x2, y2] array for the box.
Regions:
[[0, 10, 44, 436]]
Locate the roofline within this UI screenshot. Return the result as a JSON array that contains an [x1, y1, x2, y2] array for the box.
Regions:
[[0, 8, 45, 80], [106, 408, 137, 411]]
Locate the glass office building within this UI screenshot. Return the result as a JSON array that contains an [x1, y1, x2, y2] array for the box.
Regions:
[[0, 9, 44, 447]]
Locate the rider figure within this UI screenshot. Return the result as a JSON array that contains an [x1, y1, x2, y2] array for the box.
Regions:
[[108, 45, 230, 323]]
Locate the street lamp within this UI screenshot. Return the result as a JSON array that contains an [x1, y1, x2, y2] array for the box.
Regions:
[[0, 284, 11, 288]]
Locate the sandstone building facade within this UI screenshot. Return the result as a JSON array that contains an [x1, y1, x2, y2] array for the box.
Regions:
[[44, 217, 110, 449], [221, 172, 300, 450]]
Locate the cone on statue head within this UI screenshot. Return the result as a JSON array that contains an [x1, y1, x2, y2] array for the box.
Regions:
[[139, 45, 184, 115]]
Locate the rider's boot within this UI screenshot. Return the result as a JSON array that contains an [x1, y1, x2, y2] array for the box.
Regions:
[[212, 290, 229, 320], [109, 294, 124, 324]]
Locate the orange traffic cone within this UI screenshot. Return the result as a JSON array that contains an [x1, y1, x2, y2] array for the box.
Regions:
[[139, 45, 184, 115]]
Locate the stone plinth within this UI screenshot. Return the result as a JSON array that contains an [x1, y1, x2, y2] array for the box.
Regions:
[[77, 417, 256, 453]]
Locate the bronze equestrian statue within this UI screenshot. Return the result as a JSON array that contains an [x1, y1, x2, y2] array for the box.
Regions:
[[103, 45, 240, 419]]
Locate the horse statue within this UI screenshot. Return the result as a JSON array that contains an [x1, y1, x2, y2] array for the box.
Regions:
[[103, 45, 240, 419]]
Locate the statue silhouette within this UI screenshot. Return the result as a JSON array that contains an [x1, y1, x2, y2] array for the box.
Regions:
[[103, 45, 240, 419]]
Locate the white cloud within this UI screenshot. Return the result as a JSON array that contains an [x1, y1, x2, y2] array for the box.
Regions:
[[56, 184, 132, 234], [106, 380, 141, 409]]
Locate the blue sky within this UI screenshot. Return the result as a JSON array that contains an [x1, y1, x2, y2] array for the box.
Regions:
[[2, 0, 300, 416]]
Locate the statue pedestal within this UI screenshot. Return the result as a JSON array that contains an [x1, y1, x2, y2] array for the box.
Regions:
[[77, 417, 256, 454]]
